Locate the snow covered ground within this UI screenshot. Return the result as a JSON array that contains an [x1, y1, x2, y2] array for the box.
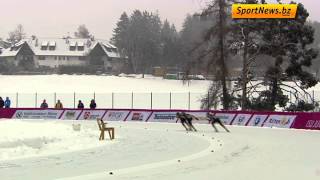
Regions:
[[1, 120, 319, 180], [0, 75, 210, 109]]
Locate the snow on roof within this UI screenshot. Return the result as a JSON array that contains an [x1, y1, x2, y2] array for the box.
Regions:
[[77, 42, 84, 47], [41, 41, 48, 46], [0, 38, 121, 58], [69, 41, 76, 46], [49, 41, 56, 46], [95, 42, 121, 58]]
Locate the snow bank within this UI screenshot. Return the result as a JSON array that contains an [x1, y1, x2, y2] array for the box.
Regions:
[[0, 120, 108, 161]]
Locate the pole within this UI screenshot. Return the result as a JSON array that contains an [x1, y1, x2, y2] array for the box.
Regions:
[[16, 92, 18, 108], [131, 92, 134, 109], [35, 92, 38, 108], [169, 92, 172, 109], [54, 92, 56, 107], [112, 92, 114, 109], [151, 92, 153, 109], [207, 91, 210, 110], [188, 92, 191, 110], [74, 92, 76, 109], [94, 92, 96, 101]]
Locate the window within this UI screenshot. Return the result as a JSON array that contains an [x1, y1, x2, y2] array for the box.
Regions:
[[49, 41, 56, 50], [38, 56, 46, 60], [41, 41, 48, 50], [77, 42, 84, 51], [58, 56, 62, 60], [79, 56, 86, 60], [78, 46, 84, 51], [54, 56, 57, 60], [70, 42, 76, 51], [66, 56, 70, 60]]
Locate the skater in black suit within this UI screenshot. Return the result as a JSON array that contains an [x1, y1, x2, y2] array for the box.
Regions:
[[176, 112, 198, 131], [207, 112, 230, 132]]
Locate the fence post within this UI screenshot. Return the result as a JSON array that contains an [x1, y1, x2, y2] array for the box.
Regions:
[[35, 92, 38, 108], [169, 92, 172, 109], [54, 92, 56, 107], [151, 92, 153, 109], [207, 91, 210, 110], [74, 92, 76, 109], [112, 92, 114, 109], [188, 92, 191, 110], [16, 92, 18, 108], [131, 92, 134, 109]]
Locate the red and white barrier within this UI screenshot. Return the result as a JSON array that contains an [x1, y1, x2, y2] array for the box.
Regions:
[[1, 108, 320, 130]]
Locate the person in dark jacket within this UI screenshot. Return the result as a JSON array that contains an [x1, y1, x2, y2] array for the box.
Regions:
[[182, 112, 198, 131], [40, 99, 48, 109], [90, 99, 96, 109], [4, 97, 11, 108], [207, 112, 230, 133], [77, 100, 84, 109], [176, 112, 198, 131], [0, 97, 4, 108]]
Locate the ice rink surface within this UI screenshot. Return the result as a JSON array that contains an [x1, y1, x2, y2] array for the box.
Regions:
[[0, 120, 320, 180]]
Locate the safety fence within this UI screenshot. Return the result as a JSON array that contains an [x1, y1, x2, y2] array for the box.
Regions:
[[0, 92, 205, 110], [0, 108, 319, 130]]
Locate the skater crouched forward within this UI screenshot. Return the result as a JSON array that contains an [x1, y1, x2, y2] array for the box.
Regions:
[[207, 112, 230, 133], [176, 112, 198, 131]]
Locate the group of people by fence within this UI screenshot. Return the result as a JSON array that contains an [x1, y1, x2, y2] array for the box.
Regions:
[[0, 97, 11, 108], [40, 99, 97, 109]]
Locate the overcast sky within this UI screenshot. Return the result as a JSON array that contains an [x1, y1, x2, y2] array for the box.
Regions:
[[0, 0, 318, 41]]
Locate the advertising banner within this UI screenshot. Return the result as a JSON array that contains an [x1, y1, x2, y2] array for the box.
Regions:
[[103, 110, 130, 121], [78, 110, 106, 120], [13, 109, 64, 119], [291, 113, 320, 130], [148, 111, 177, 123], [246, 114, 269, 127], [231, 114, 253, 126], [214, 113, 236, 125], [0, 109, 18, 119], [262, 115, 296, 128], [126, 111, 151, 121], [186, 112, 210, 124], [61, 110, 82, 120]]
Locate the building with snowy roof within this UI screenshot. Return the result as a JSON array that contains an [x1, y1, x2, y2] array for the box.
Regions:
[[0, 37, 124, 74]]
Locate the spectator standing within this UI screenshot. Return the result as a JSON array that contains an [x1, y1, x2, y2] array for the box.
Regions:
[[0, 97, 4, 108], [90, 99, 96, 109], [55, 100, 63, 109], [77, 100, 84, 109], [4, 97, 11, 108], [40, 99, 48, 109]]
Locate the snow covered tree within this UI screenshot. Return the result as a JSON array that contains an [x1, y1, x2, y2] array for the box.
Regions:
[[250, 2, 318, 111]]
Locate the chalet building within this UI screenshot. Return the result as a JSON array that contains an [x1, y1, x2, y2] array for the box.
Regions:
[[0, 37, 124, 74]]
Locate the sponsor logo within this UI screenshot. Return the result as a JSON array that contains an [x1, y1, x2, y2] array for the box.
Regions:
[[65, 111, 76, 119], [306, 120, 320, 128], [16, 112, 23, 118], [132, 113, 143, 121], [154, 113, 176, 120], [269, 117, 291, 125], [254, 117, 262, 126], [108, 112, 125, 121], [238, 116, 245, 123], [84, 112, 91, 120]]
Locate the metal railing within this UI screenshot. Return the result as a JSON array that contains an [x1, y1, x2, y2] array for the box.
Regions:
[[0, 92, 205, 110]]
